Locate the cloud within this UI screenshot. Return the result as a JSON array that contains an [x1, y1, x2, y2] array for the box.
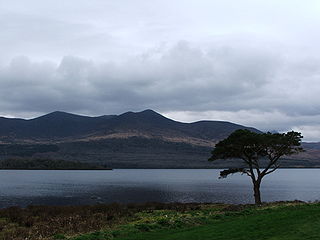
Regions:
[[1, 0, 320, 141], [0, 41, 277, 113], [164, 110, 320, 137], [292, 125, 320, 142], [0, 40, 319, 142]]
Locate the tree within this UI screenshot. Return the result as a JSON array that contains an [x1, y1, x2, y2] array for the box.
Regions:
[[208, 129, 304, 205]]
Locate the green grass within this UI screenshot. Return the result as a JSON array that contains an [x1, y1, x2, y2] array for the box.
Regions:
[[1, 202, 319, 240], [71, 203, 320, 240]]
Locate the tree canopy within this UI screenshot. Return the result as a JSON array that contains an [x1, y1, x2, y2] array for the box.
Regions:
[[209, 129, 304, 204]]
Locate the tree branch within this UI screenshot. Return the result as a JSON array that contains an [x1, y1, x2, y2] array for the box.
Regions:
[[265, 164, 280, 175]]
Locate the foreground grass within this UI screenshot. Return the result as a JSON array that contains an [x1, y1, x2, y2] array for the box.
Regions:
[[113, 203, 320, 240], [1, 201, 319, 240]]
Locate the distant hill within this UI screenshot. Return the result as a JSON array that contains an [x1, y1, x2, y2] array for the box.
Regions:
[[0, 109, 260, 144], [0, 110, 318, 168], [0, 111, 116, 140]]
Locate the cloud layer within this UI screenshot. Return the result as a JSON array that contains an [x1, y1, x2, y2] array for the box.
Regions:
[[0, 41, 280, 113], [1, 41, 320, 141], [1, 0, 320, 141]]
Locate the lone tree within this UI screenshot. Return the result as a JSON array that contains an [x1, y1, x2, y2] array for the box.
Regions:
[[209, 129, 304, 205]]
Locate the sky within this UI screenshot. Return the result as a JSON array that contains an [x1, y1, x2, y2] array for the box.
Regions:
[[1, 0, 320, 141]]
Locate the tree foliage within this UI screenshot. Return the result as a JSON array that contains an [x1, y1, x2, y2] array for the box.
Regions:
[[209, 129, 304, 204]]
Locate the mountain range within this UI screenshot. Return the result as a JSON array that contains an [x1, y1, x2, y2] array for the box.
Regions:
[[0, 109, 319, 168]]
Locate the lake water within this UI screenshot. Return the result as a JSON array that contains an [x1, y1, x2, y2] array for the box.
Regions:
[[0, 169, 319, 208]]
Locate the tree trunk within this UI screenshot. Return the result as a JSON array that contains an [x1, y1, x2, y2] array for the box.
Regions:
[[253, 181, 262, 205]]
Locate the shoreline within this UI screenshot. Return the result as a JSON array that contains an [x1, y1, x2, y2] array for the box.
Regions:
[[1, 167, 320, 170], [0, 199, 306, 210], [0, 168, 113, 170]]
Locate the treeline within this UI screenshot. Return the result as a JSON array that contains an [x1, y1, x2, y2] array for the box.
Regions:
[[0, 158, 109, 170], [0, 144, 59, 157]]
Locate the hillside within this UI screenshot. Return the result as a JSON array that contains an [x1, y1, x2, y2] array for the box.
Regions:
[[0, 110, 259, 143], [0, 110, 318, 168]]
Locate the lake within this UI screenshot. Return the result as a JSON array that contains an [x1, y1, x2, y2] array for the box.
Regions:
[[0, 169, 319, 208]]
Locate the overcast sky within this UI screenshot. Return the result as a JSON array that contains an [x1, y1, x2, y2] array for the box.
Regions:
[[1, 0, 320, 141]]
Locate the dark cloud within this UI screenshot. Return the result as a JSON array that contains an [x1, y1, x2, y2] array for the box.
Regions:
[[1, 0, 320, 141], [0, 42, 277, 113], [0, 41, 319, 130]]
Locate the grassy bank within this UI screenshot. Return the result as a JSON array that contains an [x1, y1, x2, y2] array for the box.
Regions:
[[0, 201, 319, 240]]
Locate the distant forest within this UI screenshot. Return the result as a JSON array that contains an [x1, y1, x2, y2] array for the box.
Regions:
[[0, 158, 108, 170], [0, 144, 59, 157]]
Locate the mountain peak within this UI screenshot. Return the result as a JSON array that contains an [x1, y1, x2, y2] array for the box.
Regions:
[[138, 109, 163, 116], [46, 111, 70, 116], [33, 111, 82, 120], [140, 109, 157, 113], [119, 109, 172, 121]]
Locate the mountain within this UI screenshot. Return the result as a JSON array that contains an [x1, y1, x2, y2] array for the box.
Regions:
[[0, 110, 318, 168], [0, 111, 116, 140], [0, 109, 259, 144]]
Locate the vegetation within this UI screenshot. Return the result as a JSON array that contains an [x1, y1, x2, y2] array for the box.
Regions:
[[0, 158, 108, 170], [0, 144, 59, 157], [0, 201, 319, 240], [0, 202, 208, 240], [209, 130, 304, 204]]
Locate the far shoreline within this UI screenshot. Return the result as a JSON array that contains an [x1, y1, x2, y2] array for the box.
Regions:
[[0, 168, 113, 170], [1, 167, 320, 170]]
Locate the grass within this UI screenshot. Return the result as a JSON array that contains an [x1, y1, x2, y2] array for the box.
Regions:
[[113, 203, 320, 240], [1, 201, 319, 240], [0, 202, 207, 240]]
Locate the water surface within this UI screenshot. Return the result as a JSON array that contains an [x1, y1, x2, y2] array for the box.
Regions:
[[0, 169, 319, 208]]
